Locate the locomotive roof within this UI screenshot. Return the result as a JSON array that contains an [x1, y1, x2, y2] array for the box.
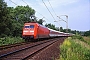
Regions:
[[24, 22, 38, 25], [24, 22, 48, 28], [48, 28, 64, 33]]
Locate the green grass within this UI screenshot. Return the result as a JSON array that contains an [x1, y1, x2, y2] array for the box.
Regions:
[[0, 37, 25, 46], [58, 36, 90, 60]]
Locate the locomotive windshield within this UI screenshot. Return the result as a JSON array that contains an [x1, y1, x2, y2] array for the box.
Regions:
[[30, 25, 34, 28], [24, 25, 34, 28]]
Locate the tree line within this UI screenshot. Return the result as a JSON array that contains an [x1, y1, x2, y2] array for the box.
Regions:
[[45, 23, 90, 36], [0, 0, 90, 38]]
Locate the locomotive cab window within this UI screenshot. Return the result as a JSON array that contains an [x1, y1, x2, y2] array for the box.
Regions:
[[24, 26, 29, 28], [30, 25, 34, 28], [24, 25, 34, 28]]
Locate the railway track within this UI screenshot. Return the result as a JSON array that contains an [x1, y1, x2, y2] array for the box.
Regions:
[[0, 40, 50, 56], [0, 42, 28, 50], [0, 38, 60, 60], [0, 39, 49, 50]]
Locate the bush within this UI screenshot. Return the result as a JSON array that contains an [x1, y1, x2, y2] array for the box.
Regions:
[[0, 37, 25, 46], [83, 36, 90, 45], [72, 34, 84, 41], [59, 37, 90, 60]]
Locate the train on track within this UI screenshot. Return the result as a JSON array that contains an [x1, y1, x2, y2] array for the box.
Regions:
[[22, 22, 72, 41]]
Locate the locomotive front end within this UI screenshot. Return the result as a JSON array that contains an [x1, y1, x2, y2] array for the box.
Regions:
[[22, 23, 38, 40]]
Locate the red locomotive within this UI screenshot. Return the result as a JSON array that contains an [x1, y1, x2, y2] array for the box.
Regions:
[[22, 22, 71, 41], [22, 22, 49, 40]]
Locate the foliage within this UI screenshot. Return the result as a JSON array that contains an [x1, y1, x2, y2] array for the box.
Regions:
[[45, 22, 90, 36], [83, 36, 90, 45], [11, 6, 35, 23], [0, 0, 13, 37], [72, 33, 90, 45], [59, 37, 90, 60], [37, 19, 45, 25], [0, 0, 46, 46], [84, 30, 90, 36], [0, 37, 25, 46], [60, 27, 63, 32], [45, 23, 56, 30], [0, 0, 36, 37], [71, 33, 84, 41]]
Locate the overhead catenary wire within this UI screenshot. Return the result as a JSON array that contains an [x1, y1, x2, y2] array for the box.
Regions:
[[48, 0, 68, 30], [9, 0, 62, 30], [36, 11, 49, 21], [9, 0, 54, 23], [47, 0, 65, 21], [21, 0, 50, 22], [42, 0, 56, 21], [22, 0, 28, 5], [9, 0, 18, 5], [46, 0, 62, 28], [42, 0, 61, 28], [48, 0, 57, 17], [9, 0, 49, 21]]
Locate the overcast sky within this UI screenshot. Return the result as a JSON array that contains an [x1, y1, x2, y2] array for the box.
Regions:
[[4, 0, 90, 31]]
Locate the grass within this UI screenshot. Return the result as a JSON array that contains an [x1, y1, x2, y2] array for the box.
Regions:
[[0, 36, 25, 46], [83, 36, 90, 45], [58, 36, 90, 60]]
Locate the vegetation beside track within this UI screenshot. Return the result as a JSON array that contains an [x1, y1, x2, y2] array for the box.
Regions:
[[0, 37, 25, 46], [83, 36, 90, 45], [58, 35, 90, 60]]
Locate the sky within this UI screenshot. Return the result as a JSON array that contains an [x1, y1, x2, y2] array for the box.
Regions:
[[4, 0, 90, 31]]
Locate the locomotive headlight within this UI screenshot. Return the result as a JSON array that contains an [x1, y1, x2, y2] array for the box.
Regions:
[[30, 31, 34, 32], [23, 31, 28, 32]]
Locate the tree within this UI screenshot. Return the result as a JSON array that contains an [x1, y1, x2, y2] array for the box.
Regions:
[[45, 23, 56, 30], [37, 19, 45, 25], [0, 0, 12, 37], [68, 29, 71, 33], [60, 27, 63, 32], [11, 5, 35, 24], [8, 5, 36, 37], [55, 27, 59, 31], [84, 30, 90, 36]]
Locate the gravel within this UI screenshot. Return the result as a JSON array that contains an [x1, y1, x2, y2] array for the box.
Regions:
[[29, 38, 65, 60]]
